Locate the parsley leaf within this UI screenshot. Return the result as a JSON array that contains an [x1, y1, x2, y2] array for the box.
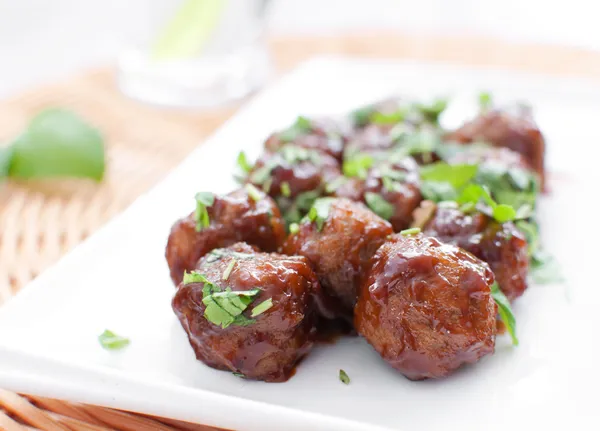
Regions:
[[478, 91, 493, 112], [237, 151, 252, 173], [339, 369, 350, 385], [251, 298, 273, 317], [530, 251, 564, 284], [490, 282, 518, 346], [289, 222, 300, 235], [222, 259, 236, 281], [343, 153, 374, 179], [371, 109, 407, 125], [281, 181, 291, 198], [307, 198, 335, 231], [279, 116, 312, 142], [201, 278, 261, 329], [420, 163, 478, 188], [400, 227, 421, 236], [350, 106, 376, 127], [98, 330, 130, 350], [183, 271, 210, 284], [420, 181, 458, 202], [415, 97, 448, 123], [457, 184, 516, 223], [8, 109, 105, 181], [365, 192, 394, 220], [0, 146, 14, 178], [194, 192, 215, 231], [325, 176, 347, 193], [244, 183, 262, 202]]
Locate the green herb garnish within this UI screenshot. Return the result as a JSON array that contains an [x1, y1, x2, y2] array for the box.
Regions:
[[233, 372, 246, 378], [98, 330, 130, 351], [339, 369, 350, 385], [205, 249, 255, 263], [237, 151, 252, 173], [5, 109, 105, 181], [457, 184, 516, 223], [325, 176, 347, 193], [183, 271, 209, 284], [343, 153, 374, 179], [420, 163, 478, 188], [281, 181, 291, 198], [251, 298, 273, 317], [478, 91, 493, 112], [415, 97, 448, 123], [201, 277, 261, 329], [490, 282, 518, 346], [245, 183, 262, 202], [222, 259, 236, 281], [371, 109, 406, 125], [289, 223, 300, 235], [400, 227, 421, 236], [279, 116, 312, 142], [365, 192, 394, 220], [350, 106, 375, 127], [530, 251, 564, 284], [194, 192, 215, 231], [307, 198, 335, 231]]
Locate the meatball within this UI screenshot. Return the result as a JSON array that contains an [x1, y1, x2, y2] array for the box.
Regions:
[[420, 204, 529, 301], [333, 158, 422, 231], [265, 116, 347, 161], [448, 145, 531, 170], [354, 233, 497, 380], [447, 105, 546, 188], [165, 186, 286, 286], [172, 243, 326, 382], [281, 198, 393, 317], [247, 144, 341, 225]]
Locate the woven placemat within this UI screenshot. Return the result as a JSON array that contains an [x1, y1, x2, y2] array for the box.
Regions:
[[2, 33, 600, 430]]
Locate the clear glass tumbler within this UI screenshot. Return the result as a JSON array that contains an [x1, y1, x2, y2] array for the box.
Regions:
[[118, 0, 272, 108]]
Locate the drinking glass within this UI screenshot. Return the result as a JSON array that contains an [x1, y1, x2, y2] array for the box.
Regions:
[[118, 0, 272, 108]]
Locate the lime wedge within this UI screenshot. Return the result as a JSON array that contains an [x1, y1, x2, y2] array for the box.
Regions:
[[151, 0, 228, 61]]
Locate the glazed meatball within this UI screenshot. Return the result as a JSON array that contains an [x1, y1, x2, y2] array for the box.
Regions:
[[173, 243, 326, 382], [165, 187, 286, 286], [333, 158, 422, 231], [281, 198, 393, 317], [247, 144, 341, 225], [265, 116, 347, 161], [447, 105, 546, 188], [420, 204, 529, 301], [355, 233, 497, 380]]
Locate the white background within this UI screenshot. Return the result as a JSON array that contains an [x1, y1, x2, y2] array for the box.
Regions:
[[0, 0, 599, 98]]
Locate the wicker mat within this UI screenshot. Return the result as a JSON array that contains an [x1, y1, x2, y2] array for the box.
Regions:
[[1, 33, 600, 430]]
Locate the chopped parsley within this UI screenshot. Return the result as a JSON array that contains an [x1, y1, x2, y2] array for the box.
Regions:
[[457, 184, 517, 223], [420, 163, 478, 188], [279, 116, 313, 142], [98, 330, 130, 351], [478, 91, 493, 112], [365, 192, 394, 220], [307, 198, 335, 231], [233, 372, 246, 378], [237, 151, 252, 173], [183, 271, 209, 284], [251, 298, 273, 317], [350, 105, 376, 127], [281, 181, 291, 197], [371, 109, 407, 125], [201, 278, 261, 329], [222, 259, 236, 281], [194, 192, 215, 232], [339, 369, 350, 385], [415, 97, 448, 123], [245, 183, 262, 202], [343, 153, 374, 179], [530, 251, 564, 284], [400, 227, 421, 236], [325, 176, 348, 193], [205, 249, 255, 264], [490, 282, 518, 346], [289, 223, 300, 235]]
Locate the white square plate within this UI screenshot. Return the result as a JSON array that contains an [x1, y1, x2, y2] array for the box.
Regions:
[[1, 58, 599, 431]]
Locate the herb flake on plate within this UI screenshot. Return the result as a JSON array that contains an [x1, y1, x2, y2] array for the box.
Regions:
[[490, 282, 518, 346], [339, 369, 350, 385], [98, 330, 130, 351]]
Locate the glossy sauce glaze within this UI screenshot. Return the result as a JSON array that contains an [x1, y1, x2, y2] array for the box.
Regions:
[[422, 205, 529, 301], [354, 234, 497, 380], [446, 105, 546, 188], [165, 187, 286, 285], [172, 243, 329, 382], [281, 198, 393, 318]]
